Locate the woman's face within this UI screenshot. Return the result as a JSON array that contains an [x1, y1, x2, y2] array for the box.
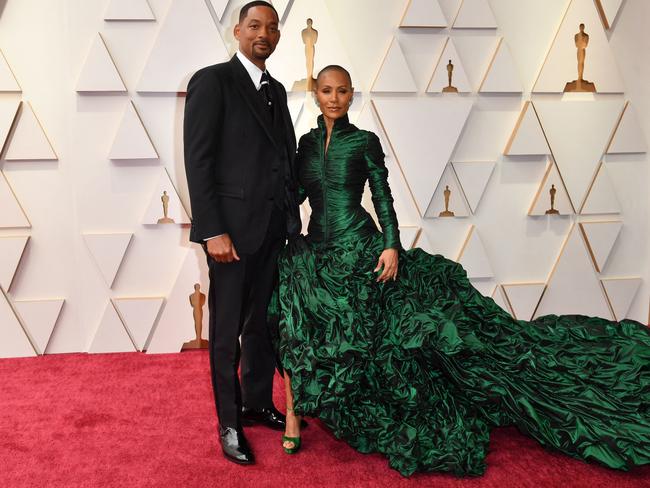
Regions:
[[314, 70, 353, 122]]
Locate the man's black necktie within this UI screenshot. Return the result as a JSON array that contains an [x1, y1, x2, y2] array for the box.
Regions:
[[259, 71, 273, 115]]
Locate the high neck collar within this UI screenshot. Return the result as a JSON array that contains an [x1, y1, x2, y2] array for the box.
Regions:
[[317, 113, 351, 133]]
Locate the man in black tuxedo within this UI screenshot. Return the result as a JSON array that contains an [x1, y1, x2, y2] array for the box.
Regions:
[[183, 1, 300, 465]]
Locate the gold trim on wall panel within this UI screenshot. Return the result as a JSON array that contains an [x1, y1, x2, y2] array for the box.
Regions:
[[501, 282, 547, 320], [594, 0, 611, 30], [1, 286, 38, 355], [0, 169, 32, 228], [531, 0, 573, 92], [0, 235, 30, 292], [604, 101, 629, 153], [544, 222, 575, 284], [370, 37, 396, 92], [455, 224, 475, 262], [0, 48, 21, 92], [0, 100, 22, 157], [425, 36, 450, 93], [527, 158, 574, 215], [578, 220, 622, 273], [478, 37, 502, 92]]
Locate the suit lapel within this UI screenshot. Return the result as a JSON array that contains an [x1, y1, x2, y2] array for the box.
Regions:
[[229, 55, 278, 150]]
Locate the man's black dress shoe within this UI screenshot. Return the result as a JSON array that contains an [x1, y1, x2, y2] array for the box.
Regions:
[[241, 406, 308, 431], [218, 426, 254, 465]]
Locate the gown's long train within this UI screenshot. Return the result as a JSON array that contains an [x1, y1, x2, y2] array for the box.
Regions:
[[269, 115, 650, 476]]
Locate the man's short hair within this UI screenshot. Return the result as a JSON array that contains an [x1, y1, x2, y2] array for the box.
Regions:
[[239, 1, 279, 23]]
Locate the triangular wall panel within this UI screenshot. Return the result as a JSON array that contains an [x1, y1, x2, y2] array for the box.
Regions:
[[504, 101, 549, 156], [109, 101, 158, 160], [104, 0, 155, 20], [491, 285, 513, 315], [0, 98, 20, 152], [0, 49, 21, 92], [83, 233, 133, 287], [425, 164, 471, 218], [607, 102, 647, 154], [595, 0, 624, 30], [138, 0, 229, 92], [453, 0, 497, 29], [142, 168, 191, 225], [76, 33, 127, 92], [479, 38, 522, 93], [601, 277, 641, 321], [14, 299, 64, 355], [427, 37, 472, 93], [113, 297, 164, 351], [580, 162, 621, 214], [452, 161, 495, 213], [0, 171, 30, 229], [208, 0, 229, 21], [373, 98, 473, 216], [579, 221, 622, 273], [457, 225, 494, 279], [399, 227, 421, 250], [400, 0, 447, 27], [502, 283, 546, 321], [88, 301, 137, 353], [4, 102, 57, 161], [371, 37, 417, 93], [529, 159, 574, 216], [0, 236, 29, 292], [533, 0, 625, 93], [0, 289, 36, 358]]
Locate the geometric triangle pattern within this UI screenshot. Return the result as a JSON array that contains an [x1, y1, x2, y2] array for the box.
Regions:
[[76, 33, 127, 92], [0, 170, 31, 229], [578, 220, 623, 273], [270, 0, 292, 20], [594, 0, 624, 30], [453, 0, 497, 29], [400, 0, 447, 27], [399, 226, 421, 250], [142, 168, 191, 225], [372, 97, 473, 216], [4, 101, 58, 161], [607, 102, 647, 154], [137, 0, 229, 92], [88, 300, 137, 353], [580, 162, 621, 215], [504, 101, 549, 156], [533, 0, 625, 93], [501, 283, 546, 321], [0, 288, 36, 358], [534, 99, 623, 211], [457, 225, 494, 279], [208, 0, 229, 21], [13, 299, 65, 355], [0, 98, 20, 153], [601, 277, 641, 321], [0, 235, 29, 292], [529, 159, 574, 216], [0, 48, 21, 92], [491, 285, 513, 316], [83, 233, 133, 288], [427, 37, 472, 93], [371, 37, 417, 93], [452, 161, 495, 213], [425, 163, 471, 218], [109, 101, 158, 160], [534, 224, 612, 319], [479, 38, 522, 93], [104, 0, 155, 21], [113, 297, 164, 351]]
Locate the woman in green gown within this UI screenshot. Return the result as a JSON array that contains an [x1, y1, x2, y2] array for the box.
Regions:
[[270, 65, 650, 476]]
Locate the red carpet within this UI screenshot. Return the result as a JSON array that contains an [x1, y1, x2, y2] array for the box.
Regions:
[[1, 351, 648, 488]]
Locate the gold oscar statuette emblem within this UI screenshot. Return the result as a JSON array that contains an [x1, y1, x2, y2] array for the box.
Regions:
[[545, 184, 560, 215], [292, 18, 319, 91], [564, 23, 597, 93], [442, 60, 458, 93], [439, 185, 455, 217], [157, 191, 175, 224], [182, 283, 209, 350]]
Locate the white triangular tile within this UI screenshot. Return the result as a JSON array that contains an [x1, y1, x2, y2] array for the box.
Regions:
[[427, 37, 472, 93], [491, 285, 513, 315], [371, 37, 417, 93], [425, 164, 471, 218], [0, 235, 29, 292], [142, 168, 191, 225], [457, 225, 493, 279], [578, 220, 622, 273], [138, 0, 229, 92], [401, 0, 447, 28], [595, 0, 624, 30], [453, 0, 497, 28], [14, 299, 64, 354], [529, 159, 574, 216], [504, 101, 549, 156], [208, 0, 229, 21], [601, 277, 641, 321], [580, 162, 621, 214], [607, 102, 647, 154], [0, 290, 36, 358], [109, 101, 158, 160], [479, 38, 522, 93], [451, 161, 495, 213], [501, 283, 546, 321], [0, 171, 30, 229], [471, 279, 496, 298], [76, 33, 127, 92], [0, 49, 20, 92], [88, 301, 136, 353], [104, 0, 155, 20], [113, 297, 164, 351], [399, 227, 420, 250], [83, 233, 133, 287], [0, 98, 20, 151], [4, 102, 57, 161]]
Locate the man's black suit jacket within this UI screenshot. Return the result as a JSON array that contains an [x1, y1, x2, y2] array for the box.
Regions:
[[183, 55, 300, 254]]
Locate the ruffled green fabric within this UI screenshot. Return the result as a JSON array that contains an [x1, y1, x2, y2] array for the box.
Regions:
[[270, 120, 650, 476]]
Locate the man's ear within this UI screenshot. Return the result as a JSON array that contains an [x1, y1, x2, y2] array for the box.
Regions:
[[233, 24, 240, 40]]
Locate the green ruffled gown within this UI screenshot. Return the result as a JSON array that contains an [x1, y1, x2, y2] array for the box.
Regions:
[[269, 114, 650, 476]]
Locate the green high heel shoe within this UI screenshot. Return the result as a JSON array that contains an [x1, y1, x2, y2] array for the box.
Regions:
[[282, 407, 302, 454]]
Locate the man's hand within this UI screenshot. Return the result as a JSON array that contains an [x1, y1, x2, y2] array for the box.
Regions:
[[374, 248, 399, 283], [206, 234, 240, 263]]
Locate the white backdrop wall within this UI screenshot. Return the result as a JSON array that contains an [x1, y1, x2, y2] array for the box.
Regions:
[[0, 0, 647, 358]]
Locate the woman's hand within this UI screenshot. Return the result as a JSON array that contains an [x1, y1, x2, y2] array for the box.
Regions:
[[374, 248, 399, 283]]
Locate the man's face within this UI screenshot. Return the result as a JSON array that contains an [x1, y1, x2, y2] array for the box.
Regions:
[[234, 6, 280, 65]]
